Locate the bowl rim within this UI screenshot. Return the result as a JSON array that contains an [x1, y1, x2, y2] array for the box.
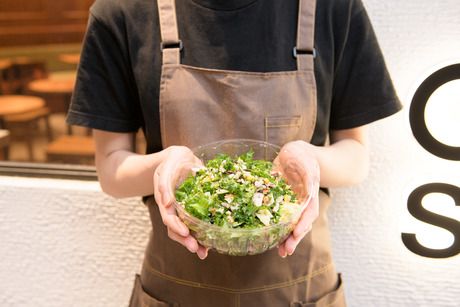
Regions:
[[192, 138, 282, 153], [173, 138, 315, 234]]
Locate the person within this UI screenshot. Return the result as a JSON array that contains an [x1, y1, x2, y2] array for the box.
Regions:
[[67, 0, 402, 305]]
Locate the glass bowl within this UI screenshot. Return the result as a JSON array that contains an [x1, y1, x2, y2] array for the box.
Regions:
[[172, 139, 316, 256]]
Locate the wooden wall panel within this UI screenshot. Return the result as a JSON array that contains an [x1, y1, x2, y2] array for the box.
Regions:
[[0, 0, 94, 47]]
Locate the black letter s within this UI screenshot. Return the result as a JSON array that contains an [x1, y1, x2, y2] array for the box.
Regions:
[[402, 183, 460, 258]]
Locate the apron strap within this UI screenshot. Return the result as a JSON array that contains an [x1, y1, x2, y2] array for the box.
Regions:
[[157, 0, 181, 65], [295, 0, 317, 71]]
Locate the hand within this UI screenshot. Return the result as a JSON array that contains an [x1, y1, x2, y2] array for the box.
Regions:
[[153, 146, 209, 259], [273, 141, 320, 258]]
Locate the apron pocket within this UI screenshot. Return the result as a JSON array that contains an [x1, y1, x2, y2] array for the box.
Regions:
[[290, 274, 346, 307], [129, 274, 179, 307], [264, 116, 302, 146]]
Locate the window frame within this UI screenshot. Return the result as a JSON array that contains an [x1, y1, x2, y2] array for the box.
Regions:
[[0, 161, 97, 181]]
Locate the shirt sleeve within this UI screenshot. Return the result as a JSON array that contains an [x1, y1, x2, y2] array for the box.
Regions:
[[66, 11, 142, 132], [329, 0, 402, 130]]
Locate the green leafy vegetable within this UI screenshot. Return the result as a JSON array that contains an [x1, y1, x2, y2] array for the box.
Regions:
[[175, 150, 299, 229]]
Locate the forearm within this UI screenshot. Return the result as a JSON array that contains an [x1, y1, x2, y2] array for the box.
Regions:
[[93, 129, 169, 198], [312, 139, 369, 188], [96, 149, 167, 198]]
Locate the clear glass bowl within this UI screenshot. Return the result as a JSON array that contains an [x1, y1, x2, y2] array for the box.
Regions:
[[172, 139, 316, 256]]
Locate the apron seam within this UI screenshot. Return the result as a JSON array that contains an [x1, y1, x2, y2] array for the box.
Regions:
[[143, 258, 334, 294], [264, 117, 268, 143], [162, 64, 314, 76], [265, 124, 301, 128], [235, 293, 240, 307], [159, 67, 170, 147]]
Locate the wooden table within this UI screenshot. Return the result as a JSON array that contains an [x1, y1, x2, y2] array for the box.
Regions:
[[0, 95, 46, 160], [58, 53, 81, 65], [27, 76, 75, 113], [0, 95, 45, 123], [0, 95, 51, 161], [27, 76, 76, 134], [0, 59, 12, 70], [49, 70, 77, 81]]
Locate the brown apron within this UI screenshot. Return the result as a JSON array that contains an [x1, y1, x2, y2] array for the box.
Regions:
[[129, 0, 346, 306]]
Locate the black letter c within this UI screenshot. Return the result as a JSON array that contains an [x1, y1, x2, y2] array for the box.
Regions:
[[409, 64, 460, 161]]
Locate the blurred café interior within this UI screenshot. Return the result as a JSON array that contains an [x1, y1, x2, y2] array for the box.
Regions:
[[0, 0, 145, 166]]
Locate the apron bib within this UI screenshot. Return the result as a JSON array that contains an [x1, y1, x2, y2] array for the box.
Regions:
[[130, 0, 346, 306]]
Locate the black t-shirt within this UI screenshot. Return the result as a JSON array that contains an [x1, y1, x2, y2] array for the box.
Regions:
[[67, 0, 402, 152]]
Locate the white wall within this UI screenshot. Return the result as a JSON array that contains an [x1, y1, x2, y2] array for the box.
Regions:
[[1, 0, 459, 306], [330, 0, 460, 306], [0, 177, 150, 307]]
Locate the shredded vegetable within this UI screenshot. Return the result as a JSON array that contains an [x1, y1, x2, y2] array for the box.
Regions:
[[175, 151, 300, 229]]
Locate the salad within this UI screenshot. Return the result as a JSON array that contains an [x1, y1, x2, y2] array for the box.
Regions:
[[175, 151, 302, 229]]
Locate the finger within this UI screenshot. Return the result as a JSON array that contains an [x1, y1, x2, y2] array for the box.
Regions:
[[197, 246, 209, 260], [156, 165, 175, 207], [293, 224, 313, 240], [153, 167, 175, 211], [284, 233, 304, 256], [193, 155, 204, 167], [159, 159, 203, 207], [278, 242, 288, 258], [153, 168, 163, 206], [157, 200, 189, 237], [272, 156, 280, 171], [167, 228, 199, 253], [280, 191, 317, 257], [279, 227, 310, 257], [168, 229, 209, 260], [292, 194, 318, 238], [277, 231, 303, 257]]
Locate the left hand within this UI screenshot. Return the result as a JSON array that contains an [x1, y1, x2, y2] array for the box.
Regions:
[[273, 141, 320, 258], [153, 146, 209, 259]]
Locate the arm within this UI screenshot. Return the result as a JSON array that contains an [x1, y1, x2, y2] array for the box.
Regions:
[[93, 129, 208, 259], [277, 125, 369, 257], [314, 125, 369, 188], [94, 129, 165, 198]]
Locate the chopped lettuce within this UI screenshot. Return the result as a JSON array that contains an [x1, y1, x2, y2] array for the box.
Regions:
[[175, 150, 300, 229]]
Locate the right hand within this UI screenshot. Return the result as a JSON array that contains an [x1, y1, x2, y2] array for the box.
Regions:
[[273, 141, 320, 257], [153, 146, 209, 259]]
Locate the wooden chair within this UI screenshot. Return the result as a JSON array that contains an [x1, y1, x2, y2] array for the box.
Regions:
[[26, 75, 76, 135], [46, 134, 95, 165], [12, 57, 48, 94], [0, 95, 51, 161], [3, 106, 52, 161], [0, 129, 10, 160], [0, 59, 16, 95]]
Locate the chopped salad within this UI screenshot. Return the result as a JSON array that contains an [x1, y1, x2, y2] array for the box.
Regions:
[[175, 151, 302, 229]]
